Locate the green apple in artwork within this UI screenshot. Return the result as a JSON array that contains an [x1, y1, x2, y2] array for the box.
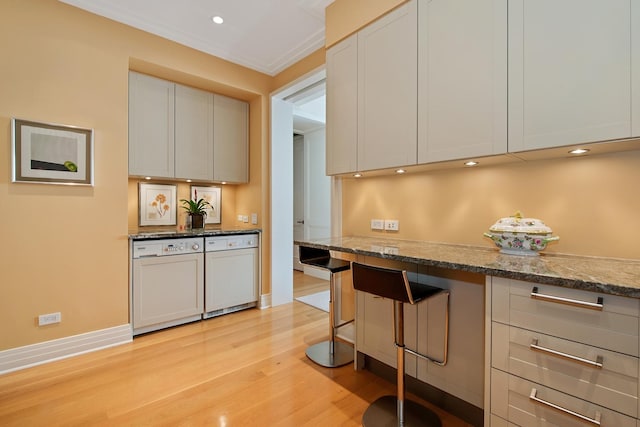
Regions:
[[64, 161, 77, 172]]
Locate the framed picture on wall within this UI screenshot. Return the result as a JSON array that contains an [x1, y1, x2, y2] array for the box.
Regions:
[[190, 185, 221, 224], [139, 183, 177, 226], [11, 118, 94, 186]]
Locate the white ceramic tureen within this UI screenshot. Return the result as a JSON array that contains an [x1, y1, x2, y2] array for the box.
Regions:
[[483, 211, 559, 256]]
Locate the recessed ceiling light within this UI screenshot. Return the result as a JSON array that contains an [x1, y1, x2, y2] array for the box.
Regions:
[[569, 148, 590, 155], [464, 161, 479, 167], [353, 173, 362, 178], [212, 16, 224, 24], [186, 179, 192, 183], [144, 176, 151, 180], [221, 181, 227, 185], [395, 169, 406, 174]]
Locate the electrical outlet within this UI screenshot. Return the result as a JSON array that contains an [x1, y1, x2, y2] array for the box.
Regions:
[[251, 213, 258, 225], [38, 312, 61, 326], [242, 215, 249, 223], [384, 220, 399, 231], [371, 219, 384, 230], [237, 214, 243, 221]]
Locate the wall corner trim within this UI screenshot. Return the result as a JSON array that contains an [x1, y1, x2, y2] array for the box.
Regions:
[[0, 324, 132, 375]]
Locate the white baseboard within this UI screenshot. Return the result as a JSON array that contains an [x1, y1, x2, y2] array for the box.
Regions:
[[0, 324, 132, 375], [259, 293, 272, 309]]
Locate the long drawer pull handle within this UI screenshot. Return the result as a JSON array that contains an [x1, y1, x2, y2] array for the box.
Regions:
[[529, 388, 601, 425], [531, 287, 604, 311], [530, 339, 603, 368]]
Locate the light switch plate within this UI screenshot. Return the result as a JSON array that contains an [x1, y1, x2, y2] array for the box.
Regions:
[[371, 219, 384, 230]]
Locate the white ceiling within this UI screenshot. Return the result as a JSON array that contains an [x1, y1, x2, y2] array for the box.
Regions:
[[59, 0, 334, 76]]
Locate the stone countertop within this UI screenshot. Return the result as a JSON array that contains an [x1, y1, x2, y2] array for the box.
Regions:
[[295, 236, 640, 298], [129, 227, 261, 240]]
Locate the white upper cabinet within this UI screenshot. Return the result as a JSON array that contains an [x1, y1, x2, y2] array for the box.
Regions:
[[326, 34, 358, 176], [508, 0, 640, 152], [129, 72, 249, 183], [175, 83, 214, 181], [129, 72, 175, 178], [213, 94, 249, 183], [357, 0, 418, 171], [418, 0, 507, 163]]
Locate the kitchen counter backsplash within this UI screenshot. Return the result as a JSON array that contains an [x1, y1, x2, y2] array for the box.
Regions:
[[295, 236, 640, 298], [129, 227, 261, 240]]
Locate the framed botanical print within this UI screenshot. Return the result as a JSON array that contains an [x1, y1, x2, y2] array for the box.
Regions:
[[139, 183, 177, 226]]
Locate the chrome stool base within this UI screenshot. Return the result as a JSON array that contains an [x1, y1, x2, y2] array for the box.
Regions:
[[305, 340, 354, 368], [362, 395, 442, 427]]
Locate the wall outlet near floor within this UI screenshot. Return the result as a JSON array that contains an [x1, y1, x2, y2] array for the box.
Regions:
[[371, 219, 384, 230], [38, 312, 61, 326], [384, 220, 399, 231]]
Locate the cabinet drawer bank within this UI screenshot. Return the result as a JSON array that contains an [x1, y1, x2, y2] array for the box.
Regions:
[[295, 236, 640, 427]]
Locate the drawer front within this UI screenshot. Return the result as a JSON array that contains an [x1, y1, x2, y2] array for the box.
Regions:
[[492, 278, 640, 356], [492, 322, 639, 417], [491, 368, 637, 427]]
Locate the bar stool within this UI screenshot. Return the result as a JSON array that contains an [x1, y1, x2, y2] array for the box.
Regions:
[[352, 262, 450, 427], [299, 246, 354, 368]]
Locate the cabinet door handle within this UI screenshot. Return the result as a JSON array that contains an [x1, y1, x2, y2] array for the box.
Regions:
[[529, 388, 602, 425], [531, 287, 604, 311], [530, 338, 603, 369]]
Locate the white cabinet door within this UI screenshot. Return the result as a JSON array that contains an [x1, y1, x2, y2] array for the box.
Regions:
[[416, 276, 485, 408], [175, 84, 214, 181], [128, 71, 175, 178], [132, 254, 204, 330], [326, 34, 358, 175], [205, 248, 258, 312], [509, 0, 636, 151], [213, 94, 249, 183], [417, 0, 507, 163], [357, 0, 418, 171]]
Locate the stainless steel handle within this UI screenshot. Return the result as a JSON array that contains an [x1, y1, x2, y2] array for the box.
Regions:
[[531, 287, 604, 311], [530, 338, 603, 368], [296, 220, 305, 224], [529, 388, 601, 425]]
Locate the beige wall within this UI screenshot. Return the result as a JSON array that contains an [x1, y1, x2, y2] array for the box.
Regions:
[[343, 151, 640, 259], [0, 0, 273, 351]]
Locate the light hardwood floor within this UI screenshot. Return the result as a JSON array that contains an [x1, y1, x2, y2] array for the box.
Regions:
[[0, 272, 472, 426]]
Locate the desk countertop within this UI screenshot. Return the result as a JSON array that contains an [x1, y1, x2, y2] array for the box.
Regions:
[[295, 236, 640, 298]]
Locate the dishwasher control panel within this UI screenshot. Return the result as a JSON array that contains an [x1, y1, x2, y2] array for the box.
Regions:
[[205, 234, 259, 252], [133, 237, 204, 258]]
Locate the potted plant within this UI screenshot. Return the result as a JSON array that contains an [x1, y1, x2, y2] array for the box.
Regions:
[[180, 195, 210, 230]]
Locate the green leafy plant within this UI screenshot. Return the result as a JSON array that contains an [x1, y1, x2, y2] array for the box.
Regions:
[[180, 198, 210, 216]]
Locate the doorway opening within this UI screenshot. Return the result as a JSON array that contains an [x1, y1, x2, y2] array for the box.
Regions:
[[270, 67, 340, 306]]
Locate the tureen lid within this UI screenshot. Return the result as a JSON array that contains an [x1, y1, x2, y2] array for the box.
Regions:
[[488, 211, 552, 234]]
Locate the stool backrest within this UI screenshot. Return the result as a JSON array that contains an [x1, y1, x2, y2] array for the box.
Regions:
[[299, 246, 330, 264], [352, 262, 416, 304]]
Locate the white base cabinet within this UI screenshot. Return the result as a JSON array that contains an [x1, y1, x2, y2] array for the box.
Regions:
[[486, 276, 640, 426], [205, 247, 258, 313]]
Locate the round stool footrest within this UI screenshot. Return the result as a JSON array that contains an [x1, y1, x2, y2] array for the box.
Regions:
[[305, 341, 353, 368]]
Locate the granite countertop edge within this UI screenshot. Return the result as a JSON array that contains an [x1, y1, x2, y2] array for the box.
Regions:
[[295, 237, 640, 299], [129, 228, 261, 240]]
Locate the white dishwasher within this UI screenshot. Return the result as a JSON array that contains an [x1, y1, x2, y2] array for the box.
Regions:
[[204, 234, 259, 319], [132, 237, 204, 335]]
